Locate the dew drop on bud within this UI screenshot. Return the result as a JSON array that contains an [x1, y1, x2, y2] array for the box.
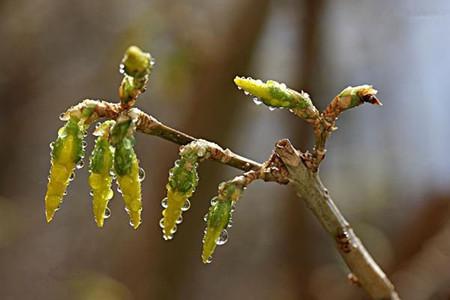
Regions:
[[104, 207, 111, 219], [181, 199, 191, 211], [170, 225, 177, 234], [49, 142, 54, 150], [82, 141, 88, 148], [216, 229, 228, 246], [89, 191, 94, 197], [69, 173, 75, 181], [176, 215, 183, 224], [117, 186, 122, 193], [119, 64, 125, 74], [138, 168, 145, 182], [205, 256, 213, 264], [159, 218, 165, 229], [244, 91, 250, 95], [203, 213, 209, 222], [210, 198, 217, 206], [253, 98, 262, 105], [161, 197, 168, 208], [163, 234, 173, 241], [268, 106, 276, 111], [76, 160, 84, 169]]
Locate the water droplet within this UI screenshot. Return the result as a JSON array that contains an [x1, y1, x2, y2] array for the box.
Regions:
[[205, 256, 213, 264], [138, 168, 145, 182], [161, 197, 168, 208], [49, 142, 54, 150], [76, 160, 84, 169], [104, 207, 111, 219], [170, 225, 177, 234], [159, 218, 165, 229], [244, 91, 250, 95], [117, 186, 122, 193], [237, 86, 242, 90], [181, 199, 191, 211], [203, 213, 209, 222], [69, 173, 75, 181], [150, 59, 156, 66], [253, 98, 262, 105], [216, 229, 228, 246], [59, 113, 68, 121], [176, 215, 183, 224], [268, 106, 276, 111], [210, 198, 218, 206], [89, 191, 94, 197], [119, 64, 125, 74], [163, 234, 173, 241], [82, 141, 87, 148]]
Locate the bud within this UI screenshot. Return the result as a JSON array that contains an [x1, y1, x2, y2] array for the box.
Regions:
[[111, 119, 142, 229], [234, 76, 320, 122], [121, 46, 153, 77], [89, 121, 115, 227], [45, 117, 85, 222], [201, 182, 242, 263], [161, 141, 210, 240], [336, 85, 381, 110]]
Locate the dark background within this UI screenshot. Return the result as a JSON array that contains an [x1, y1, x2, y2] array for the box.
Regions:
[[0, 0, 449, 299]]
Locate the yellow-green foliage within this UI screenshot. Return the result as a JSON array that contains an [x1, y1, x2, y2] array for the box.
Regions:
[[45, 117, 84, 222]]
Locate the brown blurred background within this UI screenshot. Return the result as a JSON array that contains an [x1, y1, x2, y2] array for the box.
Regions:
[[1, 0, 450, 299]]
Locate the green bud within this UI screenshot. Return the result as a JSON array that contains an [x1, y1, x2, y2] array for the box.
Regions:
[[336, 85, 381, 110], [234, 76, 320, 122], [161, 142, 207, 240], [201, 182, 242, 264], [121, 46, 153, 77]]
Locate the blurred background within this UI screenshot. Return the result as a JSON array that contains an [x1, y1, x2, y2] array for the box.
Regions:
[[0, 0, 449, 299]]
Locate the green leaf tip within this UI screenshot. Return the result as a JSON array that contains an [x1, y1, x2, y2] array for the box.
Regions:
[[121, 46, 153, 77]]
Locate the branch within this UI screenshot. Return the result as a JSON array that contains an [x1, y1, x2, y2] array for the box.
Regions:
[[275, 139, 400, 300], [56, 46, 399, 299], [65, 98, 399, 299]]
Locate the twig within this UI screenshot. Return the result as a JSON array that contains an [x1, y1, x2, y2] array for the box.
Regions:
[[275, 139, 400, 300]]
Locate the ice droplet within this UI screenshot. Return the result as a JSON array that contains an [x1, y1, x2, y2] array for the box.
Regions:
[[216, 229, 228, 246], [181, 199, 191, 211]]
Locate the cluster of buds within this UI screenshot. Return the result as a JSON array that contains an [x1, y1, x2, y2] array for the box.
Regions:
[[45, 46, 152, 229]]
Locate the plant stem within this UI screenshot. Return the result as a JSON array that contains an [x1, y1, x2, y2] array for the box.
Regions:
[[65, 99, 400, 299], [275, 139, 400, 300]]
